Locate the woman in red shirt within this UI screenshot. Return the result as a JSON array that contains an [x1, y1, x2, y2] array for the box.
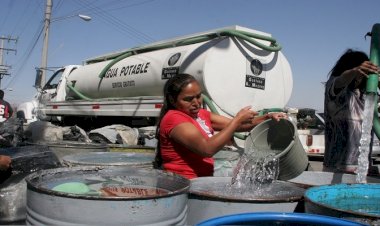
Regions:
[[155, 74, 286, 179]]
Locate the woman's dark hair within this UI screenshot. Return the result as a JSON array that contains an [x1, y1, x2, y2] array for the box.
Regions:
[[329, 49, 369, 78], [153, 73, 197, 168]]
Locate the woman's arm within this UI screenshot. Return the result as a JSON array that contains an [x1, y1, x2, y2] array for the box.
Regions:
[[169, 108, 287, 157], [211, 112, 287, 132], [170, 106, 254, 157], [334, 61, 379, 90]]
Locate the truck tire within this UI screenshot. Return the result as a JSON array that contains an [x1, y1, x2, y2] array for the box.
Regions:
[[16, 111, 26, 123]]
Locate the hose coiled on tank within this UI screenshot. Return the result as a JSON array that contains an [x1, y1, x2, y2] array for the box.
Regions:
[[91, 29, 282, 79]]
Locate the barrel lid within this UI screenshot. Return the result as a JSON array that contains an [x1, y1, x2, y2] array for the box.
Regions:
[[62, 152, 154, 166], [26, 166, 190, 200], [190, 177, 304, 202]]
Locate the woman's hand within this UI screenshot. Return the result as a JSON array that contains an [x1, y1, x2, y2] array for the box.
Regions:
[[0, 155, 11, 171], [355, 61, 379, 77], [234, 106, 258, 124], [267, 112, 288, 122]]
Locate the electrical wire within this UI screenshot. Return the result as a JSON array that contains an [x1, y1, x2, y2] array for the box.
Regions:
[[72, 0, 156, 44]]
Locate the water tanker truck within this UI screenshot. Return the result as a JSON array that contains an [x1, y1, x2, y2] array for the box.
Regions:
[[17, 25, 292, 132]]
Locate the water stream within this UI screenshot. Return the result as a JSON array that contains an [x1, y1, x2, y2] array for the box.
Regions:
[[230, 147, 279, 194], [356, 93, 377, 183]]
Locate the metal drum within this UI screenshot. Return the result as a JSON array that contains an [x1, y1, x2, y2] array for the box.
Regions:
[[62, 151, 154, 169], [0, 145, 61, 224], [107, 144, 155, 154], [38, 141, 109, 162], [187, 176, 305, 225], [25, 166, 190, 225]]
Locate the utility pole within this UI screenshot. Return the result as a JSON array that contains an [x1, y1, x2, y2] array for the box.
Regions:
[[40, 0, 52, 88], [0, 36, 17, 89]]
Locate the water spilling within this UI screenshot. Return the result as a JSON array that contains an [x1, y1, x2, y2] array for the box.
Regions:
[[356, 93, 376, 183], [232, 150, 278, 187], [227, 147, 281, 196]]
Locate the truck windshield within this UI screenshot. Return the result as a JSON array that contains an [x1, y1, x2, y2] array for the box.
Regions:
[[43, 69, 64, 90]]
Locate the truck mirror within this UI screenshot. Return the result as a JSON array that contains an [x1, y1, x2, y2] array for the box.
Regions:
[[34, 68, 43, 89]]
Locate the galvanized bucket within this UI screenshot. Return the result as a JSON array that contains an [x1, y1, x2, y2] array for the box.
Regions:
[[305, 183, 380, 225], [25, 166, 190, 225], [187, 176, 305, 225], [62, 151, 154, 169], [244, 119, 308, 180]]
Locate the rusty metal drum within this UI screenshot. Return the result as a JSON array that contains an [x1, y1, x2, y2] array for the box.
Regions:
[[25, 166, 190, 225]]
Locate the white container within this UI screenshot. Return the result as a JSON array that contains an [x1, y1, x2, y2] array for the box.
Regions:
[[66, 26, 292, 116]]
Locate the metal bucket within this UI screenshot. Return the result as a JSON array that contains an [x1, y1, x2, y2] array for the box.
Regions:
[[0, 145, 61, 224], [62, 151, 154, 168], [244, 119, 308, 180], [288, 171, 380, 188], [196, 212, 364, 226], [25, 166, 190, 225], [35, 141, 109, 162], [187, 176, 305, 225], [305, 183, 380, 225]]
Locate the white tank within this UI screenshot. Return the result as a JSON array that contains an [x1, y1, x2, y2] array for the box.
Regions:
[[66, 26, 292, 116]]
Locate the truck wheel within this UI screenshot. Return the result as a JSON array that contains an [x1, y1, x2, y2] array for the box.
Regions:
[[16, 111, 27, 123]]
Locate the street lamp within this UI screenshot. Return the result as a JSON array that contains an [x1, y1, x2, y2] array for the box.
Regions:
[[39, 0, 91, 88], [51, 14, 91, 23]]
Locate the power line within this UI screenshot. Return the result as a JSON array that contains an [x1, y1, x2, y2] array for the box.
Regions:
[[0, 36, 17, 88], [72, 0, 156, 44]]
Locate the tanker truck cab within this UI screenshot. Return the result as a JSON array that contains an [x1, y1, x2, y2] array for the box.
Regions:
[[37, 65, 82, 124], [37, 65, 81, 103], [16, 65, 81, 124]]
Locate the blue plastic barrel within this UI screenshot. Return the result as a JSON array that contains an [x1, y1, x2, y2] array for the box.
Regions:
[[304, 183, 380, 225], [196, 212, 365, 226]]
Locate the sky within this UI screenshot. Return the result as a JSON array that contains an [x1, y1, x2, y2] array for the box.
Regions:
[[0, 0, 379, 112]]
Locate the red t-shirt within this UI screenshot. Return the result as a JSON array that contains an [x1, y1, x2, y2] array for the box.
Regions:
[[159, 109, 214, 179]]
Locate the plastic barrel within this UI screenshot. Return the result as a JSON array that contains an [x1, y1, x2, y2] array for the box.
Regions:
[[196, 212, 366, 226], [305, 183, 380, 225], [244, 119, 308, 180]]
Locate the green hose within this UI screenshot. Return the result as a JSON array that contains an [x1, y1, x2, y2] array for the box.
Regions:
[[367, 23, 380, 138], [66, 83, 93, 101], [91, 28, 282, 79]]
